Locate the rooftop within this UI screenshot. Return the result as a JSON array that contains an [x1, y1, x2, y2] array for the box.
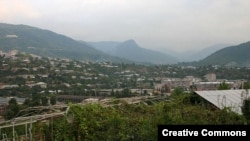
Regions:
[[195, 89, 250, 115]]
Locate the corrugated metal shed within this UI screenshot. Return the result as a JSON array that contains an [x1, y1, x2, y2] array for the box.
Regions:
[[195, 89, 250, 114]]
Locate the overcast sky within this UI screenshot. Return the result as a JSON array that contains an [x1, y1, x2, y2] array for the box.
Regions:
[[1, 0, 250, 52]]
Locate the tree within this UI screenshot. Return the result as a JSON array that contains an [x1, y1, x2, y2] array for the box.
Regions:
[[41, 96, 48, 106], [242, 98, 250, 123], [218, 81, 230, 90], [9, 98, 18, 106], [4, 98, 20, 119], [143, 90, 148, 95], [31, 93, 41, 106], [122, 88, 130, 97], [171, 87, 184, 96], [23, 98, 31, 106], [50, 95, 57, 105], [115, 90, 120, 98], [111, 89, 115, 97], [243, 82, 250, 89]]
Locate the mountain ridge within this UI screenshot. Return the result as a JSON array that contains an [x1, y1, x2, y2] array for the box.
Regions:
[[0, 23, 131, 63], [88, 40, 178, 64], [199, 41, 250, 66], [2, 23, 249, 66]]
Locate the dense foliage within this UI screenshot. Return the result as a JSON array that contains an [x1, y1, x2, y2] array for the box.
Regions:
[[242, 98, 250, 123], [0, 23, 128, 63], [2, 93, 246, 140], [199, 41, 250, 66], [217, 81, 230, 90], [49, 95, 247, 140]]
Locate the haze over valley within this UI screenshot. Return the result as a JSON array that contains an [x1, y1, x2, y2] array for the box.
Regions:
[[1, 1, 250, 140], [1, 0, 250, 54]]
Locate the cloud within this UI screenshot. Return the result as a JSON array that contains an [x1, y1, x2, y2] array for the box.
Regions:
[[1, 0, 250, 52], [0, 0, 40, 22]]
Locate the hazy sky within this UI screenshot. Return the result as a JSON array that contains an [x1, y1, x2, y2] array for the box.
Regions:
[[1, 0, 250, 52]]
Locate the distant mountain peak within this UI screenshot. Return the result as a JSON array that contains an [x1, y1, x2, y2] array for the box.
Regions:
[[120, 39, 139, 49], [88, 39, 178, 64], [124, 39, 136, 43]]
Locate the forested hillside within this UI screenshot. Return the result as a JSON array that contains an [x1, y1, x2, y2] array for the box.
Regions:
[[200, 41, 250, 66], [0, 23, 129, 63]]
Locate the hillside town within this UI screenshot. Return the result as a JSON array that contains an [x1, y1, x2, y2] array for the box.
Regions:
[[0, 50, 249, 108], [0, 50, 248, 94], [0, 50, 249, 140]]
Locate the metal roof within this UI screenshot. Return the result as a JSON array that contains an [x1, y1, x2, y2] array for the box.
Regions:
[[195, 89, 250, 115]]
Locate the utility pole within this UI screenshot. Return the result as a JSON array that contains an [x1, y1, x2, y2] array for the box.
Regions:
[[29, 117, 32, 141], [25, 123, 28, 141], [95, 84, 97, 98], [242, 80, 244, 89], [140, 78, 142, 96], [12, 122, 15, 141], [52, 116, 53, 141]]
